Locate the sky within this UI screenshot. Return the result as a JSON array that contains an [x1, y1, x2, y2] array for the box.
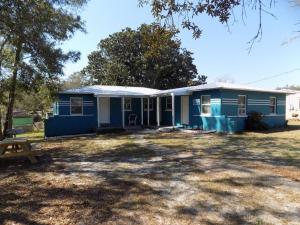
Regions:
[[62, 0, 300, 89]]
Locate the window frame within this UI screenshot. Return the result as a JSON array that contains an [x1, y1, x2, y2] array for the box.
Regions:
[[124, 98, 132, 111], [165, 96, 172, 111], [70, 97, 83, 115], [201, 95, 211, 116], [144, 98, 154, 111], [238, 95, 247, 116], [269, 96, 277, 115]]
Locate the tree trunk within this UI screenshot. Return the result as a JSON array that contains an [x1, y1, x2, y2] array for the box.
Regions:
[[3, 41, 22, 137], [0, 108, 3, 141]]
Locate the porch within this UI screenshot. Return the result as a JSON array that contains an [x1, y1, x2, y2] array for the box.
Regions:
[[96, 94, 190, 129]]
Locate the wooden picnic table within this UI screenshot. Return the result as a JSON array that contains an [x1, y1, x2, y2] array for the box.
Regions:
[[0, 138, 38, 163]]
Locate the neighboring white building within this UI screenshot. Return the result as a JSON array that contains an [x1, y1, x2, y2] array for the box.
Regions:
[[285, 90, 300, 119]]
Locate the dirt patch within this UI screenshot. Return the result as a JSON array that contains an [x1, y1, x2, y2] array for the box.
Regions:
[[1, 128, 300, 225]]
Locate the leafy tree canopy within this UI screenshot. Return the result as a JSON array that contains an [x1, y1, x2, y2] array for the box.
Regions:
[[139, 0, 300, 48], [0, 0, 87, 135], [83, 23, 206, 90]]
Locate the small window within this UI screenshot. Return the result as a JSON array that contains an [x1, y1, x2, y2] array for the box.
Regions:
[[270, 97, 277, 114], [166, 96, 172, 111], [238, 95, 247, 116], [124, 98, 132, 111], [201, 95, 211, 115], [70, 97, 83, 115], [144, 98, 153, 111]]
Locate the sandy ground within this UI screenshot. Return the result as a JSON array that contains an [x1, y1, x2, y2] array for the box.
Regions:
[[0, 125, 300, 225]]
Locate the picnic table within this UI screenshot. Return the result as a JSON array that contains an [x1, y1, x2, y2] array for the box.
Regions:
[[0, 138, 38, 163]]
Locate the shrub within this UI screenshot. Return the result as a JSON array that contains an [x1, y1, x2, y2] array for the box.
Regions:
[[245, 111, 269, 131], [292, 113, 299, 118]]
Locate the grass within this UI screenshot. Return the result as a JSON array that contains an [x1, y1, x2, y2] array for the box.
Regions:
[[0, 122, 300, 224], [16, 130, 44, 140]]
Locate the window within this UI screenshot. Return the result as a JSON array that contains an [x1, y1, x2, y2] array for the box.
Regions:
[[238, 95, 247, 116], [144, 98, 153, 111], [124, 98, 132, 111], [70, 97, 83, 115], [269, 97, 277, 114], [201, 95, 211, 115], [166, 96, 172, 111]]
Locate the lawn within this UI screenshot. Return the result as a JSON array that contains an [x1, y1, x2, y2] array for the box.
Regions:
[[1, 122, 300, 225]]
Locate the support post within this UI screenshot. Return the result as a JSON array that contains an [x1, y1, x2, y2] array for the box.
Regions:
[[122, 97, 125, 129], [156, 97, 160, 127], [141, 97, 143, 126], [171, 93, 175, 128], [97, 97, 100, 127], [147, 98, 150, 126]]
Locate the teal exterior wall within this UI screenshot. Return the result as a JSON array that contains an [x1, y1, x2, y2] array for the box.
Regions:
[[45, 95, 157, 137], [45, 94, 98, 137], [45, 88, 287, 137], [219, 90, 286, 132], [168, 89, 286, 133]]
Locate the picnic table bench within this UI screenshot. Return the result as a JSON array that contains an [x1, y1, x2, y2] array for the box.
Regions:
[[0, 138, 39, 163]]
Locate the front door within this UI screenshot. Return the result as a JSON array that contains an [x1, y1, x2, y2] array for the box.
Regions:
[[99, 97, 110, 126], [181, 96, 189, 125]]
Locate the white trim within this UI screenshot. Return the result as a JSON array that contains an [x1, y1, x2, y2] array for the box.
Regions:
[[201, 95, 211, 116], [56, 114, 94, 117], [124, 97, 132, 111], [70, 97, 83, 116], [269, 96, 277, 114], [143, 98, 154, 111], [157, 97, 160, 127], [165, 96, 172, 111], [147, 98, 150, 126], [99, 97, 110, 125], [122, 97, 125, 128], [141, 97, 143, 126], [181, 95, 189, 125], [192, 115, 222, 117], [238, 95, 247, 116], [171, 93, 175, 127], [264, 114, 285, 117], [192, 114, 285, 118], [97, 97, 100, 127]]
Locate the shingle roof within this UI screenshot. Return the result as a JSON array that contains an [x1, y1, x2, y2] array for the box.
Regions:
[[61, 82, 292, 97]]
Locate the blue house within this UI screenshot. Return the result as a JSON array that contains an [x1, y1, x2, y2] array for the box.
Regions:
[[45, 82, 289, 137]]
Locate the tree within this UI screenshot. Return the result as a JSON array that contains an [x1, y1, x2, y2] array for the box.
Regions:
[[0, 0, 87, 136], [83, 24, 206, 90], [139, 0, 300, 48], [277, 84, 300, 91], [14, 85, 58, 116], [63, 71, 91, 90]]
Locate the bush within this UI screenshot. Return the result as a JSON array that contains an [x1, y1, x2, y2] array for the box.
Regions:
[[245, 111, 269, 131], [292, 113, 299, 118]]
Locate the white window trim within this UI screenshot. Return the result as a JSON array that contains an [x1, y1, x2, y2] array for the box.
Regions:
[[269, 96, 277, 115], [124, 98, 132, 111], [144, 98, 154, 111], [238, 95, 247, 116], [165, 96, 172, 111], [201, 95, 211, 116], [70, 97, 83, 115]]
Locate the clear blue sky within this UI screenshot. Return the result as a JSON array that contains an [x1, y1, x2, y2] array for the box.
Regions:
[[62, 0, 300, 89]]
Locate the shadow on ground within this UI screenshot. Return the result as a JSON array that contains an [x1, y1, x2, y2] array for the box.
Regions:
[[0, 131, 299, 225]]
